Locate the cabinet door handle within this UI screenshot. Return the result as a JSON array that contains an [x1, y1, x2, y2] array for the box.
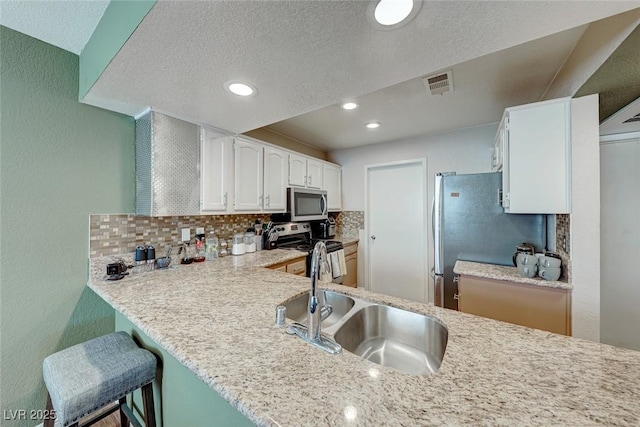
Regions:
[[224, 192, 228, 207], [370, 235, 376, 240], [309, 175, 312, 186], [259, 194, 264, 207], [266, 195, 270, 207]]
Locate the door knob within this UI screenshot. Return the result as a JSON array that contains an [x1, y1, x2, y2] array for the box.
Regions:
[[371, 235, 376, 240]]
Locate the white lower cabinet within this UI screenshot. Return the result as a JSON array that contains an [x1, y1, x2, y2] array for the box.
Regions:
[[201, 129, 233, 213], [234, 138, 263, 211], [263, 147, 287, 211], [323, 163, 342, 211]]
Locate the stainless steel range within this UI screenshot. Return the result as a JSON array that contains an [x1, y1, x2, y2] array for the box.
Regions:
[[272, 222, 344, 283]]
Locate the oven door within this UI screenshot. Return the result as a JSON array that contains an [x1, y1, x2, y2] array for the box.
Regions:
[[289, 188, 328, 221]]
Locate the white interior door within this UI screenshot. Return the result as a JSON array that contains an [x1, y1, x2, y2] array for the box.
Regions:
[[366, 159, 427, 303], [600, 134, 640, 351]]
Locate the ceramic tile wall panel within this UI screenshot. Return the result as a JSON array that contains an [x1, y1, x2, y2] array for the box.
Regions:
[[90, 214, 270, 257], [555, 213, 571, 281], [333, 211, 364, 237]]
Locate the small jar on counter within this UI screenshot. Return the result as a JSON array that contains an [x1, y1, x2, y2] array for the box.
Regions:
[[218, 240, 228, 257], [232, 233, 246, 256], [245, 232, 256, 253]]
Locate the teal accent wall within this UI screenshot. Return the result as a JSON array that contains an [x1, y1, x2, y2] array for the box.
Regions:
[[79, 0, 156, 99], [0, 26, 135, 426], [116, 313, 254, 427]]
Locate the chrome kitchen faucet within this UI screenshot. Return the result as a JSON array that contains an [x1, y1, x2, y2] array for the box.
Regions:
[[286, 241, 342, 355]]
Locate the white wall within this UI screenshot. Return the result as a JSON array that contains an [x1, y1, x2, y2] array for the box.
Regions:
[[328, 124, 497, 301], [600, 133, 640, 350], [570, 94, 601, 341]]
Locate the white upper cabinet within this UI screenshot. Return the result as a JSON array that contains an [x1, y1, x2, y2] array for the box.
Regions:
[[289, 153, 307, 187], [201, 129, 233, 213], [500, 98, 571, 214], [289, 154, 323, 189], [263, 146, 287, 211], [306, 159, 323, 189], [323, 163, 342, 211], [234, 138, 264, 211]]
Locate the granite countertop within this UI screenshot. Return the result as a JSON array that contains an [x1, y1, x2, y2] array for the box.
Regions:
[[454, 260, 573, 290], [331, 235, 359, 246], [88, 251, 639, 426]]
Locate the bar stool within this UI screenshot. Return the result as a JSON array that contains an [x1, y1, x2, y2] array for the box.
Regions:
[[43, 331, 157, 427]]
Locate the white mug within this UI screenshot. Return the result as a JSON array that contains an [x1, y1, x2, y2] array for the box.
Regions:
[[518, 264, 538, 278], [539, 266, 561, 281], [539, 256, 561, 268]]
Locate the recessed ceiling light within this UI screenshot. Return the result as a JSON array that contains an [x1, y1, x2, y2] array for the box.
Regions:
[[341, 102, 358, 110], [367, 0, 421, 30], [365, 121, 381, 129], [224, 81, 257, 97]]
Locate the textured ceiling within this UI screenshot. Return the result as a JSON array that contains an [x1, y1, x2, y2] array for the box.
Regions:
[[576, 23, 640, 122], [0, 0, 109, 54], [83, 1, 640, 144], [267, 26, 587, 150]]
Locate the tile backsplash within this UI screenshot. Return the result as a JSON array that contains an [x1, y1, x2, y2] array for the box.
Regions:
[[90, 214, 270, 257], [555, 214, 571, 281], [333, 211, 364, 237]]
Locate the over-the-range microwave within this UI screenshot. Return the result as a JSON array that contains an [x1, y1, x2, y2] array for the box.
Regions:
[[287, 187, 328, 221]]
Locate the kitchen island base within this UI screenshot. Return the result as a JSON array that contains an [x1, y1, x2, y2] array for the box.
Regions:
[[116, 313, 253, 427]]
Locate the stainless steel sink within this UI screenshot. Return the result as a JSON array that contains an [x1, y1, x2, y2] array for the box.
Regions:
[[333, 304, 448, 375], [284, 291, 355, 328]]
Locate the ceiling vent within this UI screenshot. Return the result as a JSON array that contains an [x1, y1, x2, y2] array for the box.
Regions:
[[423, 71, 453, 95], [622, 113, 640, 123], [600, 96, 640, 136]]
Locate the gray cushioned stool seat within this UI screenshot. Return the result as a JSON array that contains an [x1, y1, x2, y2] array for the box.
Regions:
[[43, 331, 156, 427]]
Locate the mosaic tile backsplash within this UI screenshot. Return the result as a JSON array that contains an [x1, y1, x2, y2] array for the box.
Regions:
[[90, 214, 270, 257], [555, 214, 571, 281], [333, 211, 364, 237]]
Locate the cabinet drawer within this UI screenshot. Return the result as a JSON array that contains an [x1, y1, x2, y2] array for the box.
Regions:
[[343, 243, 358, 256], [286, 259, 307, 276]]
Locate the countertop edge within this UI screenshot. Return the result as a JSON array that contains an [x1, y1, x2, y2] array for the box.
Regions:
[[454, 260, 573, 290]]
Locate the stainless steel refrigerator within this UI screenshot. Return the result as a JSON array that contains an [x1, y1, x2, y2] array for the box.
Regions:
[[433, 172, 546, 310]]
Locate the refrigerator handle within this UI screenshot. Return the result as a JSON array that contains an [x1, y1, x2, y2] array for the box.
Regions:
[[433, 174, 444, 275]]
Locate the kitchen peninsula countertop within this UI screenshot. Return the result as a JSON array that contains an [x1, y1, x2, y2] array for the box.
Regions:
[[454, 260, 573, 290], [88, 250, 638, 426]]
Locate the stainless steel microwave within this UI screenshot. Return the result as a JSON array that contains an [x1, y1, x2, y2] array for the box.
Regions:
[[288, 187, 328, 221]]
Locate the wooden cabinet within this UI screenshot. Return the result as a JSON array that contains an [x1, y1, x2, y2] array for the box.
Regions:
[[342, 242, 358, 288], [457, 275, 571, 335], [263, 146, 287, 211], [323, 163, 342, 211], [498, 97, 571, 214], [201, 129, 233, 212], [286, 258, 307, 276], [268, 256, 307, 276], [288, 154, 324, 190], [233, 138, 263, 211]]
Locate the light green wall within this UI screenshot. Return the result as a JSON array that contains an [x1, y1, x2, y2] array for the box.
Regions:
[[0, 26, 135, 426], [79, 0, 156, 99], [116, 313, 254, 427]]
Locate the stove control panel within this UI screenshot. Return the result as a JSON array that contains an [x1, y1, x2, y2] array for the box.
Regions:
[[273, 222, 311, 237]]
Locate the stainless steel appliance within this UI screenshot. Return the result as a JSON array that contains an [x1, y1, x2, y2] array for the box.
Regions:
[[433, 172, 545, 310], [272, 222, 343, 283], [288, 188, 328, 221], [311, 217, 336, 239]]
